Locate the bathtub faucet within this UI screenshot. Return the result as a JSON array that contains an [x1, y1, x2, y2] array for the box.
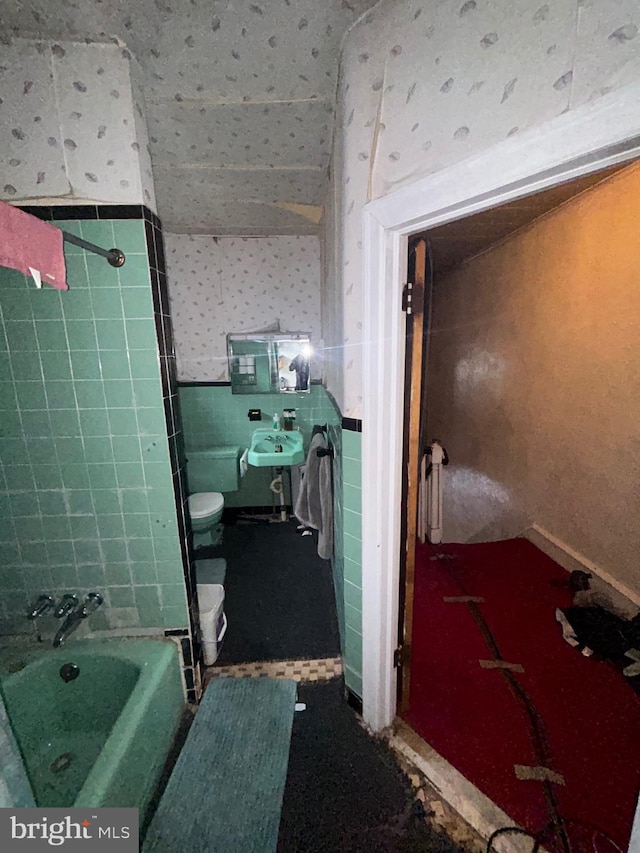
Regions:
[[53, 592, 104, 648], [27, 594, 55, 619], [54, 594, 78, 618]]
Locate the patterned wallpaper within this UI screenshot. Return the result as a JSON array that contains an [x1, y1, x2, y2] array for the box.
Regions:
[[140, 0, 377, 235], [328, 0, 640, 417], [0, 38, 156, 209], [3, 2, 639, 407], [165, 235, 322, 382], [0, 0, 378, 234]]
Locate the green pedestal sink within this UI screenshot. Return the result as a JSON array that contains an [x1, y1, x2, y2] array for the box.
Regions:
[[247, 428, 305, 467]]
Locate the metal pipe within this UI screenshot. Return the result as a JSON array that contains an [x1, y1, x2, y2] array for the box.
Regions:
[[61, 231, 126, 267]]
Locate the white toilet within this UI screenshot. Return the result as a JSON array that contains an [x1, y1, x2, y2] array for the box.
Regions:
[[186, 446, 242, 548], [188, 492, 225, 548]]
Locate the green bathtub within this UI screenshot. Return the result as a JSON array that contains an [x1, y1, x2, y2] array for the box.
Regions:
[[0, 639, 184, 816]]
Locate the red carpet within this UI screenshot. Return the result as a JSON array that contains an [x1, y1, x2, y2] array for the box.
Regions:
[[402, 538, 640, 851]]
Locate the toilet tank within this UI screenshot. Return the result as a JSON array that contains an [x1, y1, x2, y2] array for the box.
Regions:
[[186, 446, 241, 493]]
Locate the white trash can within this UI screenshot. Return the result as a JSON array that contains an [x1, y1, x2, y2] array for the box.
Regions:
[[196, 583, 227, 665]]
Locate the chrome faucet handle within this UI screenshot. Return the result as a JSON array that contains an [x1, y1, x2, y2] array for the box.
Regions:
[[81, 592, 103, 617], [53, 594, 79, 619], [27, 594, 55, 619]]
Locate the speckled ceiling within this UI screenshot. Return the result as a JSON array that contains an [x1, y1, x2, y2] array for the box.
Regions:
[[0, 0, 378, 234]]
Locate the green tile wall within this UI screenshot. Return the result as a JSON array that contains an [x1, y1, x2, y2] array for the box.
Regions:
[[179, 382, 357, 688], [0, 218, 188, 635], [342, 428, 362, 697], [179, 384, 340, 508]]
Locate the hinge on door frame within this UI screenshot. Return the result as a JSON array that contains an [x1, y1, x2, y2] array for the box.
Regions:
[[402, 282, 413, 314], [394, 645, 410, 668], [402, 281, 424, 315]]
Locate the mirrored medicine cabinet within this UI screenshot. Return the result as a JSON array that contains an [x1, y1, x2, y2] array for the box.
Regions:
[[227, 332, 311, 395]]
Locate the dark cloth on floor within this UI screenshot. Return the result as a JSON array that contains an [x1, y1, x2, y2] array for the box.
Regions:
[[556, 606, 640, 692]]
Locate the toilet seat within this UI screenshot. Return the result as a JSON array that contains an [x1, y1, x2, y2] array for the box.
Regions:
[[188, 492, 224, 520]]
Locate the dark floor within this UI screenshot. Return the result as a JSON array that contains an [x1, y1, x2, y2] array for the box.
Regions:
[[174, 519, 467, 851], [278, 679, 465, 853], [205, 517, 341, 664]]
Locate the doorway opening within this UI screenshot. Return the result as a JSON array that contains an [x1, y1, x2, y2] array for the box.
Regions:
[[360, 88, 640, 735], [396, 159, 640, 851]]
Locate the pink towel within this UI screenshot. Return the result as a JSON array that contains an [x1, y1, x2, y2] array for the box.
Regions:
[[0, 200, 68, 290]]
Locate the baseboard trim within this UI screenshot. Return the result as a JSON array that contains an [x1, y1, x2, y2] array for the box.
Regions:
[[523, 523, 640, 609], [391, 721, 529, 852]]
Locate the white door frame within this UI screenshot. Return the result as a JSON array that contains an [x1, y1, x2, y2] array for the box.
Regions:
[[360, 81, 640, 733]]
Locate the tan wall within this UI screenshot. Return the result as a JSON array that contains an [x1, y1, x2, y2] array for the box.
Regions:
[[426, 163, 640, 595]]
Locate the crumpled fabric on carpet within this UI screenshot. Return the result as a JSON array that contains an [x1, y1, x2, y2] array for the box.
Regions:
[[556, 605, 640, 667]]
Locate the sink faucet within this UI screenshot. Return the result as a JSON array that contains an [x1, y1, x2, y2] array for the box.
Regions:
[[27, 594, 55, 619], [53, 592, 103, 648]]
